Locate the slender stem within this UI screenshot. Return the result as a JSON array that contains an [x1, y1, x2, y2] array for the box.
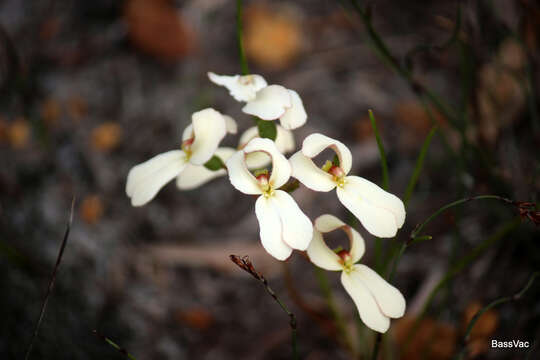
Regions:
[[230, 255, 298, 359], [403, 126, 437, 206], [371, 333, 382, 360], [93, 330, 137, 360], [410, 195, 513, 240], [24, 197, 75, 360], [402, 218, 521, 353], [347, 0, 459, 130], [367, 110, 387, 273], [368, 110, 389, 190], [454, 271, 539, 360], [386, 195, 514, 282], [313, 267, 355, 354], [236, 0, 249, 75]]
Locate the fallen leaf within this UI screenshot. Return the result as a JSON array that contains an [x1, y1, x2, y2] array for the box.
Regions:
[[124, 0, 195, 61], [40, 98, 62, 126], [8, 117, 31, 149], [66, 95, 88, 121], [394, 316, 457, 360], [91, 122, 122, 152], [244, 4, 303, 70], [462, 301, 498, 357], [175, 308, 214, 330], [80, 195, 104, 224]]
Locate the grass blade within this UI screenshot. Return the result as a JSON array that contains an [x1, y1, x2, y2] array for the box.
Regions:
[[403, 126, 437, 206], [24, 197, 75, 360]]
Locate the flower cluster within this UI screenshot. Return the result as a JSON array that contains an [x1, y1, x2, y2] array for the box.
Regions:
[[126, 72, 406, 333]]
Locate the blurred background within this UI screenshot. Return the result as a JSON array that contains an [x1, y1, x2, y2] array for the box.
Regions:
[[0, 0, 539, 359]]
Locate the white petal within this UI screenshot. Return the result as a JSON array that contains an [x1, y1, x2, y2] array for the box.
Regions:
[[341, 271, 390, 333], [275, 125, 296, 153], [242, 85, 291, 120], [301, 133, 353, 175], [354, 264, 406, 318], [336, 176, 405, 237], [245, 151, 272, 170], [289, 151, 336, 192], [225, 150, 262, 195], [255, 195, 293, 260], [223, 115, 238, 134], [272, 190, 313, 250], [239, 125, 295, 153], [315, 214, 365, 263], [306, 230, 342, 271], [244, 138, 291, 189], [208, 72, 267, 102], [238, 126, 259, 148], [190, 108, 227, 165], [176, 147, 235, 190], [126, 151, 187, 206], [314, 213, 346, 233], [240, 126, 295, 170], [182, 124, 193, 142], [279, 89, 307, 130]]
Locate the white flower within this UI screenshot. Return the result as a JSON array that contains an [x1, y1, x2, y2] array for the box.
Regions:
[[126, 108, 236, 206], [239, 125, 295, 169], [242, 85, 307, 130], [307, 214, 406, 333], [226, 138, 313, 260], [208, 72, 307, 130], [290, 133, 406, 238], [208, 72, 267, 102]]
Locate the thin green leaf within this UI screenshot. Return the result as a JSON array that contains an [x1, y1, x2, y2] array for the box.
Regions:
[[403, 218, 521, 353], [236, 0, 249, 75], [368, 109, 389, 190], [257, 118, 277, 140], [403, 126, 437, 206], [454, 271, 539, 360], [93, 330, 137, 360], [204, 155, 226, 171]]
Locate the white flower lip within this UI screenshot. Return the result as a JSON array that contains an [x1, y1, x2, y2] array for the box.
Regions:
[[290, 133, 406, 238], [176, 147, 236, 190], [189, 108, 228, 165], [307, 214, 406, 333], [126, 108, 234, 206], [241, 85, 307, 130], [208, 72, 267, 102], [226, 138, 313, 260], [242, 85, 292, 120], [239, 125, 295, 170]]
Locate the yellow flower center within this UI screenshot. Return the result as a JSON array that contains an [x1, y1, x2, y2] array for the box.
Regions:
[[256, 173, 274, 198], [337, 250, 354, 273], [239, 75, 255, 85], [181, 138, 194, 160], [322, 160, 346, 188]]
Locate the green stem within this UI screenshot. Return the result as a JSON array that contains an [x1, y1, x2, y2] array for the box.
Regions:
[[236, 0, 249, 75], [410, 195, 513, 240], [387, 195, 514, 282], [93, 331, 137, 360], [454, 271, 539, 360], [367, 110, 387, 274], [403, 218, 521, 353], [368, 110, 389, 190], [313, 267, 355, 354], [403, 125, 438, 206], [347, 0, 460, 130]]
